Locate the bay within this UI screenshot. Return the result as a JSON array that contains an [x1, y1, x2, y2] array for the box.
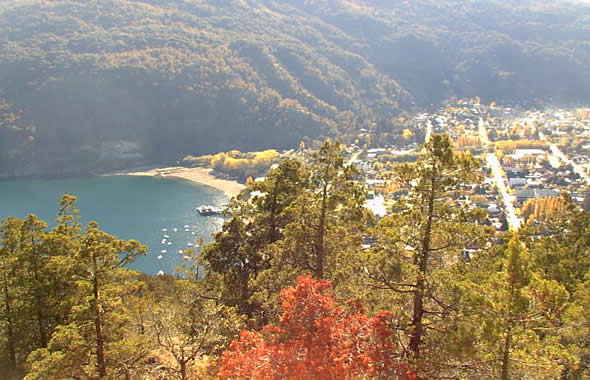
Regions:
[[0, 175, 227, 275]]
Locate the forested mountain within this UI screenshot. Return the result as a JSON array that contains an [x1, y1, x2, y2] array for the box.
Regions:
[[1, 0, 589, 176]]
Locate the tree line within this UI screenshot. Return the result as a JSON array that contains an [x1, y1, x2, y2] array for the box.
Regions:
[[1, 135, 589, 379]]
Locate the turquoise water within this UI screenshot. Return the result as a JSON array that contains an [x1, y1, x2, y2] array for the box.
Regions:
[[0, 175, 227, 275]]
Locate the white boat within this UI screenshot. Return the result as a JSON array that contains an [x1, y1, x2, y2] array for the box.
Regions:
[[160, 250, 167, 254], [173, 228, 178, 232], [183, 255, 191, 259], [157, 270, 164, 276], [157, 255, 163, 259], [184, 225, 190, 228], [187, 243, 194, 247], [178, 249, 183, 254], [161, 228, 168, 232], [196, 205, 223, 216], [161, 239, 167, 245], [163, 234, 170, 239], [167, 242, 172, 245]]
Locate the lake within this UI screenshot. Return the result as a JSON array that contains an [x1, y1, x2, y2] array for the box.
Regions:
[[0, 175, 228, 275]]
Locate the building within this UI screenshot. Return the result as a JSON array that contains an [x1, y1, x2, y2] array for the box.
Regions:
[[516, 189, 559, 203]]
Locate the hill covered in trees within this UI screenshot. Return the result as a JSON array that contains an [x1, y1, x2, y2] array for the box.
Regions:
[[1, 0, 589, 176], [2, 137, 590, 379]]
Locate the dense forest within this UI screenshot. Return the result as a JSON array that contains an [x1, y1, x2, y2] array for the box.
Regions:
[[1, 136, 589, 379], [1, 0, 590, 176]]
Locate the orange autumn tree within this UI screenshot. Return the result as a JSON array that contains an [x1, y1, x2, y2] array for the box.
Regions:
[[217, 276, 415, 380]]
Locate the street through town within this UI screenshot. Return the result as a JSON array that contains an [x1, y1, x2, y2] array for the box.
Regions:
[[479, 118, 522, 229]]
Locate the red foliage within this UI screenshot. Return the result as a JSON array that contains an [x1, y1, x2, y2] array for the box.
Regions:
[[217, 276, 415, 380]]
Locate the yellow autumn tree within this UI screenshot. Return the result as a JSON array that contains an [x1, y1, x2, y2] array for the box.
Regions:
[[402, 128, 414, 140], [521, 196, 569, 225]]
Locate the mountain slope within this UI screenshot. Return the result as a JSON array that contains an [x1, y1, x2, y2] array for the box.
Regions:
[[1, 0, 589, 175]]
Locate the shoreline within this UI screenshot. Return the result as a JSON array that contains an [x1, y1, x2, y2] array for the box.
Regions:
[[105, 166, 246, 197]]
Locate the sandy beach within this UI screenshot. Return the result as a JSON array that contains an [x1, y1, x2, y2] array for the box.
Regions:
[[108, 166, 246, 197]]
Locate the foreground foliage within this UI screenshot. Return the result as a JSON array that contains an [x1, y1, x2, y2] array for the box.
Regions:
[[218, 276, 415, 380], [1, 136, 590, 379]]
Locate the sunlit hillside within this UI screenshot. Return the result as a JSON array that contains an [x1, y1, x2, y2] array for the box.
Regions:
[[1, 0, 589, 176]]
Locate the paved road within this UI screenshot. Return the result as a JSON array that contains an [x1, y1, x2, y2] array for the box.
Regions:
[[425, 119, 433, 143], [478, 118, 490, 147], [346, 149, 361, 167], [479, 118, 521, 229], [486, 153, 522, 230], [539, 131, 590, 185]]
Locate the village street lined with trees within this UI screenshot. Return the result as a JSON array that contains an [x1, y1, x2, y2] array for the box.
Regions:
[[1, 136, 589, 379]]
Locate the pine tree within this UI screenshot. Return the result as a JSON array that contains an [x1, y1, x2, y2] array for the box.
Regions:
[[18, 215, 50, 349], [200, 158, 307, 322], [466, 234, 568, 379], [25, 220, 146, 379], [278, 139, 367, 279], [363, 134, 487, 376], [0, 217, 25, 376]]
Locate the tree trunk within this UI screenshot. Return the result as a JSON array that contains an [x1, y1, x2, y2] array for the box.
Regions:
[[314, 182, 328, 279], [409, 274, 425, 357], [409, 175, 436, 358], [2, 279, 17, 371], [30, 235, 48, 347], [180, 360, 187, 380], [92, 253, 107, 378], [268, 176, 281, 243], [240, 261, 251, 317], [501, 328, 512, 380]]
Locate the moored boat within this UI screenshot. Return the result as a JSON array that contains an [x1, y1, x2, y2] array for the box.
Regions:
[[196, 205, 223, 216]]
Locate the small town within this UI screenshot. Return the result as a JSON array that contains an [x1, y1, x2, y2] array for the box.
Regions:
[[323, 99, 590, 233]]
